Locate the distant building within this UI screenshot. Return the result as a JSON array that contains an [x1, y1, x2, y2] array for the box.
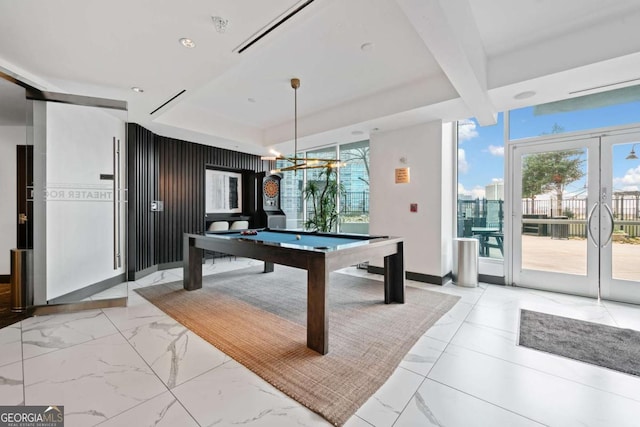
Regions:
[[486, 181, 504, 200]]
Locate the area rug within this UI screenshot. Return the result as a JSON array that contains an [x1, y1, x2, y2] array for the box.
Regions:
[[519, 309, 640, 377], [135, 266, 459, 426]]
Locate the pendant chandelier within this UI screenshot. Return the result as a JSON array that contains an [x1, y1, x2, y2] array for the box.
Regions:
[[264, 78, 342, 173]]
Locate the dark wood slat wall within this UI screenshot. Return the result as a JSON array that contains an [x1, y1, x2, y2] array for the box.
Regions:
[[127, 123, 270, 275], [127, 123, 157, 277]]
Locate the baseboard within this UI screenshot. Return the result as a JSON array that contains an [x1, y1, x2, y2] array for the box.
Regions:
[[479, 274, 506, 285], [367, 266, 450, 285], [47, 273, 127, 304], [34, 297, 127, 316], [133, 264, 159, 281], [158, 261, 183, 270], [0, 274, 9, 284]]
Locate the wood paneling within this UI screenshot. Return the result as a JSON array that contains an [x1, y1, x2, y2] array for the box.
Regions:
[[127, 123, 271, 275]]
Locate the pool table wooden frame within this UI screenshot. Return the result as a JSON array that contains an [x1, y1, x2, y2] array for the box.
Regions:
[[183, 229, 405, 355]]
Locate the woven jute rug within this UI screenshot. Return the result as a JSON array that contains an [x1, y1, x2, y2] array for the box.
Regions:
[[136, 266, 459, 426]]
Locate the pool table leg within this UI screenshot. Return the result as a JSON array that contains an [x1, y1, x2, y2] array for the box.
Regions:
[[183, 236, 202, 291], [384, 241, 405, 303], [307, 258, 329, 354]]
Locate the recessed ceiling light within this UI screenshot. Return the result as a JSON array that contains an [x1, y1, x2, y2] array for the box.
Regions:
[[514, 90, 536, 100], [351, 130, 364, 135], [131, 87, 144, 93], [360, 42, 374, 52], [179, 38, 196, 48], [248, 98, 256, 103]]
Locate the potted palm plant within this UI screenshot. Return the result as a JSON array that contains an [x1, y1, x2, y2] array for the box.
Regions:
[[304, 166, 343, 232]]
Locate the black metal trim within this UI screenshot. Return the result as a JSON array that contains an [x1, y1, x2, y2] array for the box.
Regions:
[[26, 89, 127, 111]]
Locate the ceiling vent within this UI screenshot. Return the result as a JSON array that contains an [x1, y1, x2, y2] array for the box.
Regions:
[[233, 0, 316, 54], [150, 89, 186, 115]]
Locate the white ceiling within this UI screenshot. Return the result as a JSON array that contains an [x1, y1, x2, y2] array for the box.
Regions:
[[1, 0, 640, 154]]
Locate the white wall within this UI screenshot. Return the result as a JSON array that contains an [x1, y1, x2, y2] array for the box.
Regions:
[[369, 121, 454, 279], [0, 126, 25, 275], [44, 102, 126, 300]]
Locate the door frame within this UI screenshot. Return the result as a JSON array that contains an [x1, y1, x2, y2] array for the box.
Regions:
[[600, 130, 640, 304], [507, 124, 640, 303]]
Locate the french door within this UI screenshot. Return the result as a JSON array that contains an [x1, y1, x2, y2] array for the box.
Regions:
[[512, 130, 640, 304]]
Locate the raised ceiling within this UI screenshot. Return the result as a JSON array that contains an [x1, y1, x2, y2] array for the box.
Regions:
[[1, 0, 640, 154]]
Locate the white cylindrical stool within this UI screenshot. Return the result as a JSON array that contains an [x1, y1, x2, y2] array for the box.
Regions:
[[453, 238, 478, 287]]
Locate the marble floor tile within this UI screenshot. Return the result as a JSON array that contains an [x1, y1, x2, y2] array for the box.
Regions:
[[356, 367, 425, 427], [134, 270, 181, 289], [344, 415, 375, 427], [21, 310, 119, 360], [122, 318, 226, 389], [408, 281, 487, 305], [90, 282, 129, 300], [98, 391, 199, 427], [602, 299, 640, 330], [449, 320, 640, 403], [23, 333, 167, 427], [428, 343, 640, 427], [466, 286, 616, 334], [4, 256, 640, 427], [101, 292, 171, 332], [0, 361, 24, 405], [399, 335, 448, 377], [0, 324, 22, 367], [394, 379, 544, 427], [172, 360, 329, 426], [423, 300, 474, 343]]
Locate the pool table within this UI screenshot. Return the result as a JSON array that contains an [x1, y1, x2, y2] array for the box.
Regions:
[[183, 229, 405, 355]]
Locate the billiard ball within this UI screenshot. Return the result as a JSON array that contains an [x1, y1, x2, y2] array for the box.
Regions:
[[295, 235, 301, 240]]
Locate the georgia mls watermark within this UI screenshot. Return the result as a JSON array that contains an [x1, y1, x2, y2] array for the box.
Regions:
[[0, 405, 64, 427]]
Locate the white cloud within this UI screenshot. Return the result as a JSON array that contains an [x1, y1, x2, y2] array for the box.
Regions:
[[488, 145, 504, 156], [458, 148, 469, 173], [614, 165, 640, 191], [457, 119, 478, 142], [492, 178, 504, 183], [458, 183, 486, 199]]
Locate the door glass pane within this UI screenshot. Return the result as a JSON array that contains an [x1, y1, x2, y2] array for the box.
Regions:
[[277, 153, 304, 229], [339, 140, 369, 234], [611, 141, 640, 281], [520, 148, 589, 275]]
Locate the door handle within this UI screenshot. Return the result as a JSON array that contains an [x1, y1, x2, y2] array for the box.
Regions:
[[587, 202, 598, 248], [18, 213, 28, 224], [602, 203, 615, 248]]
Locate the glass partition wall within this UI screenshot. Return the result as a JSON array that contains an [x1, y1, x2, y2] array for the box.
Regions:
[[4, 78, 129, 312], [278, 140, 370, 233]]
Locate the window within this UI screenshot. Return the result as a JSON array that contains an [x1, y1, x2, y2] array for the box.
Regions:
[[457, 115, 505, 260], [277, 141, 370, 233]]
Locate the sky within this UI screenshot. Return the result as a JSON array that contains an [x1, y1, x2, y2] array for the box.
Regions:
[[457, 99, 640, 200]]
